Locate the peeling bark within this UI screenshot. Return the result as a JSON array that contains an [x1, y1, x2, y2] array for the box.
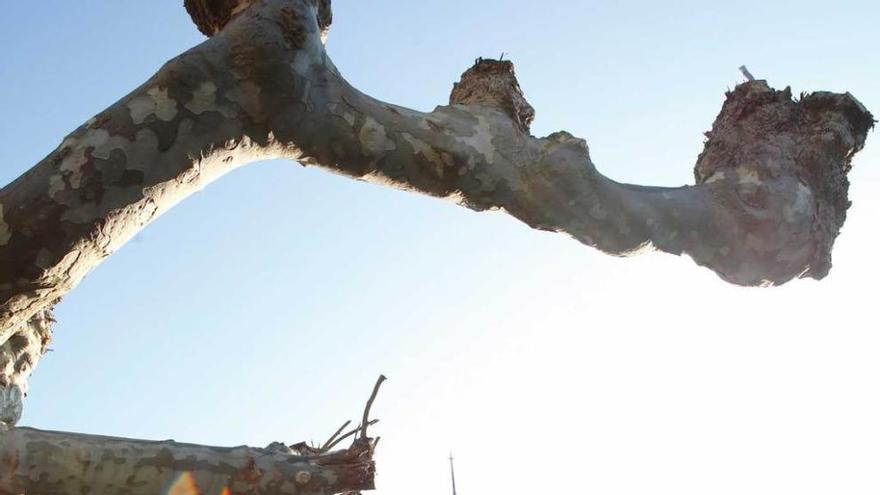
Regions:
[[0, 0, 873, 422], [0, 0, 872, 347], [0, 0, 874, 474], [0, 427, 374, 495], [0, 310, 52, 432]]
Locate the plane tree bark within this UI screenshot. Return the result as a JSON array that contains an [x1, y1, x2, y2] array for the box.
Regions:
[[0, 1, 874, 341], [0, 0, 874, 492], [0, 428, 375, 495]]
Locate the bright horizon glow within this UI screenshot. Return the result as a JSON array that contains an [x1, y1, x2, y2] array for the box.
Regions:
[[1, 1, 878, 494]]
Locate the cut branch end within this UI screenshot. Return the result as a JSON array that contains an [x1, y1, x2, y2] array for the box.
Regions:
[[450, 58, 535, 132]]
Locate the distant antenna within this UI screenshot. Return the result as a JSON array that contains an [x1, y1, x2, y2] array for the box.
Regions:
[[449, 453, 458, 495]]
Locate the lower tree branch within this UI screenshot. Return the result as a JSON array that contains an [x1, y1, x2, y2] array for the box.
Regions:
[[0, 427, 374, 495], [0, 374, 384, 495]]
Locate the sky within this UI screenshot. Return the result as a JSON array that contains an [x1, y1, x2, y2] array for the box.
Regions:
[[1, 1, 879, 494]]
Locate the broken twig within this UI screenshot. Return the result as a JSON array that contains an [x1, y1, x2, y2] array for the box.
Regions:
[[360, 375, 387, 440]]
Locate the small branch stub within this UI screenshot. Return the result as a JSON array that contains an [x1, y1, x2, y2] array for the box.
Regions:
[[317, 0, 333, 40], [184, 0, 252, 36], [450, 58, 536, 132], [739, 65, 756, 81], [185, 0, 333, 38], [360, 375, 387, 440], [295, 470, 312, 485]]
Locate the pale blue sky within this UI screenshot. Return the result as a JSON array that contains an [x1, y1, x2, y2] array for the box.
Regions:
[[1, 2, 879, 494]]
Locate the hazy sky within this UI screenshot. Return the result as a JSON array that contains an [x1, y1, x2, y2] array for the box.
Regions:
[[1, 1, 878, 494]]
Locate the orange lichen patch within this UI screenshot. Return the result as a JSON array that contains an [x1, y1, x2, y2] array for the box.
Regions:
[[167, 471, 202, 495]]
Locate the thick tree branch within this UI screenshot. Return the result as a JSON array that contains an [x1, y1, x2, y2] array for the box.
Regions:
[[0, 372, 384, 494], [0, 427, 374, 495], [0, 0, 873, 423]]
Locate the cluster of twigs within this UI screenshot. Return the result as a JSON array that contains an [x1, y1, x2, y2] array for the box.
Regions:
[[289, 375, 387, 457]]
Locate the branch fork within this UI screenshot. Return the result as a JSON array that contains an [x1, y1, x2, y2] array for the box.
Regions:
[[0, 1, 874, 491]]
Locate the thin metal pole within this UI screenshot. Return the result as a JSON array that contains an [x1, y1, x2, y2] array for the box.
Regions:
[[449, 453, 458, 495]]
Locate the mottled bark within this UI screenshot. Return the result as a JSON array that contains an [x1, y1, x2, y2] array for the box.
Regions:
[[1, 0, 873, 346], [0, 311, 52, 432], [0, 0, 873, 461], [0, 427, 374, 495]]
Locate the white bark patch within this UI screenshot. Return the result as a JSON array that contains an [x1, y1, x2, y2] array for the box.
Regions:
[[230, 0, 257, 16], [736, 166, 762, 186], [704, 171, 726, 184], [88, 132, 131, 161], [0, 384, 23, 428], [418, 118, 446, 133], [60, 136, 78, 149], [445, 190, 467, 204], [127, 86, 179, 125], [47, 175, 65, 198], [53, 129, 130, 192], [620, 240, 656, 256], [0, 346, 21, 389], [458, 114, 496, 164], [0, 205, 10, 246], [359, 117, 396, 157], [57, 146, 92, 190], [185, 82, 218, 115]]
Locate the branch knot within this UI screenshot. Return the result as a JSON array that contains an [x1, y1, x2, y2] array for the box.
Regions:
[[185, 0, 255, 37], [450, 58, 535, 133], [185, 0, 333, 40]]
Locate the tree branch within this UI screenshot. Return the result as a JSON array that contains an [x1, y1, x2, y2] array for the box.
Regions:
[[0, 0, 873, 424], [359, 375, 386, 440], [0, 426, 374, 495], [320, 420, 351, 451]]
